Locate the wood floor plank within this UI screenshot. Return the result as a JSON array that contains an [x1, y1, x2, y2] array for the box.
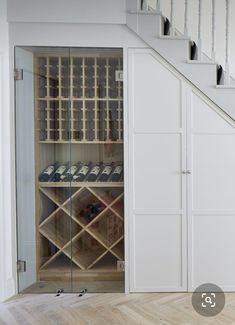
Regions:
[[1, 293, 235, 325]]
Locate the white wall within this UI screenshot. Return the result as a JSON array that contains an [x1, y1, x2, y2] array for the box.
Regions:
[[7, 0, 126, 24], [0, 0, 16, 302], [148, 0, 235, 78]]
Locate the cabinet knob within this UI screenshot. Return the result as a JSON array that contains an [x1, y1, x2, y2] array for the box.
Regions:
[[182, 170, 191, 174]]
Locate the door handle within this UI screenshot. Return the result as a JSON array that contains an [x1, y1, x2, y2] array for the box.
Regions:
[[182, 170, 191, 174]]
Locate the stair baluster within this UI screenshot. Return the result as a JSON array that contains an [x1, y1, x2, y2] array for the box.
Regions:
[[197, 0, 202, 60], [157, 0, 161, 12], [225, 0, 230, 85], [170, 0, 175, 36], [184, 0, 188, 36], [211, 0, 216, 61]]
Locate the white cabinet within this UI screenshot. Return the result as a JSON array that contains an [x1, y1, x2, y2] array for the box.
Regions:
[[188, 92, 235, 292], [128, 49, 187, 292], [128, 48, 235, 292]]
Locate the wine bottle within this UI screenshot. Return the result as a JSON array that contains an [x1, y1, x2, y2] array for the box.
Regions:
[[98, 162, 114, 182], [86, 162, 103, 182], [38, 162, 58, 182], [60, 162, 82, 182], [80, 202, 104, 222], [110, 164, 123, 182], [73, 162, 92, 182], [50, 162, 69, 182]]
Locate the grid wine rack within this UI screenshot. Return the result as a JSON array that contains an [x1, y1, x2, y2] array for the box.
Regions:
[[39, 184, 124, 271], [36, 53, 123, 143]]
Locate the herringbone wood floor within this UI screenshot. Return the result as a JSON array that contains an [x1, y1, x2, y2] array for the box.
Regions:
[[1, 292, 235, 325]]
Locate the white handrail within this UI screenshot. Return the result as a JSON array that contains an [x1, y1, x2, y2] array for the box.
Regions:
[[184, 0, 188, 36], [157, 0, 161, 12], [211, 0, 216, 61]]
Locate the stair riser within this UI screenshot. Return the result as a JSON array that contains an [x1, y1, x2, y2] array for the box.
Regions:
[[149, 39, 190, 64], [180, 64, 217, 88], [138, 14, 163, 38]]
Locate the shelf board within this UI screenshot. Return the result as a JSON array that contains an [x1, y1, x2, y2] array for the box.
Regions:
[[39, 182, 124, 188], [38, 140, 123, 144], [36, 97, 123, 101]]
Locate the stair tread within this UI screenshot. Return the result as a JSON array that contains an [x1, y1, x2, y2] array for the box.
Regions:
[[187, 60, 217, 65], [159, 35, 190, 40], [128, 10, 161, 15], [215, 85, 235, 89]]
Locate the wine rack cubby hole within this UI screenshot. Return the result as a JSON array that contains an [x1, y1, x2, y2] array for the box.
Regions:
[[35, 48, 124, 284]]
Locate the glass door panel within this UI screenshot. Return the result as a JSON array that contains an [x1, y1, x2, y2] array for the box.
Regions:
[[15, 46, 124, 294], [15, 46, 73, 293], [69, 48, 124, 293]]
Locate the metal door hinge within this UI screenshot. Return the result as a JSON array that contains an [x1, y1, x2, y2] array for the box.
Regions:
[[17, 260, 26, 272], [115, 70, 123, 82], [117, 260, 125, 271], [14, 69, 23, 80]]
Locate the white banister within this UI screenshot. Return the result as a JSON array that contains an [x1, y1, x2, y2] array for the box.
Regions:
[[142, 0, 148, 11], [225, 0, 230, 84], [211, 0, 216, 61], [157, 0, 161, 12], [197, 0, 202, 60], [184, 0, 188, 36], [170, 0, 175, 36]]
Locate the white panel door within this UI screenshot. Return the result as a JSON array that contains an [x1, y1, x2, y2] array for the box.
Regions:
[[129, 49, 187, 292], [188, 90, 235, 291]]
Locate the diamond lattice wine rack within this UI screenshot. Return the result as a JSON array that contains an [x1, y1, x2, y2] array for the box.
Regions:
[[35, 48, 124, 288]]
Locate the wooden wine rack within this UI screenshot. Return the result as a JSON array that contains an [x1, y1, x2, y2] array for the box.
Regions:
[[35, 49, 124, 288], [36, 53, 123, 142], [39, 184, 124, 270]]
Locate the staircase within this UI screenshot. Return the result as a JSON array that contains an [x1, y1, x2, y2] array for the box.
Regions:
[[126, 0, 235, 120]]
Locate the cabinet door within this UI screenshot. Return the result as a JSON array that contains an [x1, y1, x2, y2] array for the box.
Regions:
[[128, 49, 187, 292], [188, 91, 235, 291]]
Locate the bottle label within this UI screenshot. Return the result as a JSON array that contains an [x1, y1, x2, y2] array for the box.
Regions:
[[113, 166, 123, 175], [67, 165, 78, 175], [44, 166, 54, 175], [90, 166, 100, 175], [79, 166, 89, 176], [102, 166, 112, 175], [56, 165, 67, 175]]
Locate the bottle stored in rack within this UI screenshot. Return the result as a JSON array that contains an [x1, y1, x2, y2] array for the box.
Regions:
[[86, 162, 103, 182], [60, 162, 82, 182], [73, 162, 92, 182], [38, 162, 58, 182], [98, 162, 114, 182], [110, 164, 123, 182], [50, 162, 69, 182]]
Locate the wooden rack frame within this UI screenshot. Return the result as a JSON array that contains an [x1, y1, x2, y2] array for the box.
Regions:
[[36, 53, 124, 143], [34, 49, 124, 286], [39, 184, 124, 271]]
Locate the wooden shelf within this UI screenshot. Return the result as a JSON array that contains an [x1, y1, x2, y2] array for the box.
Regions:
[[38, 140, 123, 144], [39, 182, 124, 188]]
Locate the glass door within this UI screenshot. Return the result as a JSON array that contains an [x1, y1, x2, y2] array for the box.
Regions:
[[15, 46, 124, 294], [69, 48, 124, 293]]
